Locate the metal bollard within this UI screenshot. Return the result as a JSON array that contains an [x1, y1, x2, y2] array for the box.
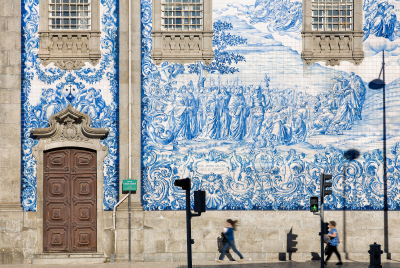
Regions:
[[368, 242, 383, 268]]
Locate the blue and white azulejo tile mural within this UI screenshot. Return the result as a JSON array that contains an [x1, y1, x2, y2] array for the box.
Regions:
[[141, 0, 400, 211], [21, 0, 119, 211]]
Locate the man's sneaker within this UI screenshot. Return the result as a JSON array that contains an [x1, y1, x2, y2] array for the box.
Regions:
[[336, 262, 343, 265]]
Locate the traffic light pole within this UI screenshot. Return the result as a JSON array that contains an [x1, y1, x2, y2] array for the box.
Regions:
[[185, 187, 193, 268], [184, 185, 201, 268], [174, 178, 204, 268], [320, 195, 324, 267], [320, 173, 325, 268]]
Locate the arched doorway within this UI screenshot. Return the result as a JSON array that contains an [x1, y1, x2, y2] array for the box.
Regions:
[[43, 148, 97, 252]]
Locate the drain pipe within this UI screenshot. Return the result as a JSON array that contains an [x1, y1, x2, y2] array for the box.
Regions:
[[111, 0, 132, 263], [111, 193, 129, 262], [128, 0, 132, 182]]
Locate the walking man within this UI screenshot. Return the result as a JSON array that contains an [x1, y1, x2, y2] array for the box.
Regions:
[[324, 221, 343, 266]]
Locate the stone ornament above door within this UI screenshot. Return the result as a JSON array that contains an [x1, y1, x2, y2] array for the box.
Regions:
[[31, 104, 109, 142]]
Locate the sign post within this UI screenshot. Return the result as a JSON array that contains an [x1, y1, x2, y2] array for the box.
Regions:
[[122, 179, 137, 263]]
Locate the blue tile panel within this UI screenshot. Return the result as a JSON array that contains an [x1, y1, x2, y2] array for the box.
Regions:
[[141, 0, 400, 211], [21, 0, 120, 211]]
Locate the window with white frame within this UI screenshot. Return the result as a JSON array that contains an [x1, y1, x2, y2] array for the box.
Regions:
[[311, 0, 353, 31], [161, 0, 203, 31], [302, 0, 363, 66], [151, 0, 213, 65], [49, 0, 91, 30], [38, 0, 101, 70]]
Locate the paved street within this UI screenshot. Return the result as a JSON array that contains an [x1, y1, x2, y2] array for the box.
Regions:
[[3, 261, 400, 268]]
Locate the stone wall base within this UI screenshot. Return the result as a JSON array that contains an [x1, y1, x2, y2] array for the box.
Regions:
[[0, 249, 24, 265], [1, 209, 400, 263]]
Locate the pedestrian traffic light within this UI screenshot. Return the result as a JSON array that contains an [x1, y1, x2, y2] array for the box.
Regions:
[[324, 222, 329, 234], [174, 178, 191, 190], [320, 174, 333, 204], [310, 197, 319, 212], [194, 190, 206, 213]]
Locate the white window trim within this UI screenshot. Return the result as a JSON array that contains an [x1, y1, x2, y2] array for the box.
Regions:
[[301, 0, 364, 66], [38, 0, 101, 70], [49, 0, 92, 31], [151, 0, 214, 65]]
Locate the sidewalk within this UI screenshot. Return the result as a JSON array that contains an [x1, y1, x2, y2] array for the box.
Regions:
[[2, 260, 400, 268]]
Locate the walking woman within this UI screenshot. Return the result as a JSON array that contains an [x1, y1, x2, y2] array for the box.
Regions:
[[217, 219, 244, 262], [325, 221, 343, 266]]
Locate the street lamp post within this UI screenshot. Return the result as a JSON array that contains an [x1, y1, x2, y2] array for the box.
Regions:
[[368, 50, 389, 259]]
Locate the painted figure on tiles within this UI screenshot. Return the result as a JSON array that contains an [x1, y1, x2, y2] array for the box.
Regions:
[[245, 85, 267, 141], [228, 86, 247, 141], [144, 69, 366, 147]]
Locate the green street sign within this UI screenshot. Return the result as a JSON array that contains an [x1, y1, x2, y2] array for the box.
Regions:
[[123, 179, 137, 191], [311, 205, 318, 212]]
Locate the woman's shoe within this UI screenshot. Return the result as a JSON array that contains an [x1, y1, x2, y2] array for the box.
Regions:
[[238, 258, 244, 262], [217, 260, 223, 262], [336, 262, 343, 265]]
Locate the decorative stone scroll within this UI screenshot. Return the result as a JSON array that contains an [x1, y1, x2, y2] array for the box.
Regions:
[[31, 104, 108, 141], [38, 32, 101, 70], [151, 31, 214, 65], [301, 32, 364, 66]]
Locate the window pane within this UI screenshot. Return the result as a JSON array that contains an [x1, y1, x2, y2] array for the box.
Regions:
[[161, 0, 203, 30], [49, 0, 91, 30], [311, 0, 353, 31]]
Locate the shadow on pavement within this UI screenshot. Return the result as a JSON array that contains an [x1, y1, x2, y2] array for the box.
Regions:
[[177, 260, 400, 268]]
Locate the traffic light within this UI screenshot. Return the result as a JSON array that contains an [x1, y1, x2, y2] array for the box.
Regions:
[[324, 222, 329, 234], [320, 174, 333, 203], [174, 178, 191, 190], [310, 197, 319, 212], [194, 190, 206, 213]]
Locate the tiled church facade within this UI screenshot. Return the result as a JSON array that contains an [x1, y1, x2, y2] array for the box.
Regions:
[[1, 0, 400, 264]]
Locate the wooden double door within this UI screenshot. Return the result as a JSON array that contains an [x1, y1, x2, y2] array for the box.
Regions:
[[43, 148, 97, 252]]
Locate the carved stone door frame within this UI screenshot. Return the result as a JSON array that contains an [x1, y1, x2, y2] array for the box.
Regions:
[[31, 105, 108, 254]]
